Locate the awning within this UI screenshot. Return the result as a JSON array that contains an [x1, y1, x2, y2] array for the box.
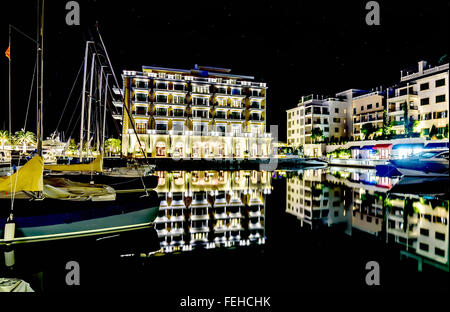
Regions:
[[360, 145, 374, 150], [373, 144, 393, 150], [425, 142, 449, 149], [392, 143, 425, 150], [349, 146, 360, 150]]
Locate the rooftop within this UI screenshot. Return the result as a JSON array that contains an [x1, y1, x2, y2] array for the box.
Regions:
[[400, 60, 449, 82], [141, 64, 255, 80]]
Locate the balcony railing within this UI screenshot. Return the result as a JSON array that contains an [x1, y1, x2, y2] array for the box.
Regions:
[[133, 112, 148, 117], [215, 114, 227, 119], [215, 90, 229, 95], [134, 97, 148, 103], [155, 110, 169, 117], [134, 83, 148, 89], [172, 112, 187, 117]]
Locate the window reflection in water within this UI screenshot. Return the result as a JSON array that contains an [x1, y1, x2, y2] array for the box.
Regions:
[[153, 170, 271, 253], [285, 168, 449, 272]]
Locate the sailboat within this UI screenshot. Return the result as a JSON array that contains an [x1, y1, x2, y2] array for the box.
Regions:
[[0, 157, 159, 245], [43, 34, 158, 192], [0, 1, 160, 246]]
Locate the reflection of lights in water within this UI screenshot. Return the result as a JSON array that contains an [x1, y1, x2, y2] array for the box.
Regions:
[[152, 170, 268, 256]]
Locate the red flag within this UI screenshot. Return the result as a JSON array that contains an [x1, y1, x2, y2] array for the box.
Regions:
[[5, 46, 10, 60]]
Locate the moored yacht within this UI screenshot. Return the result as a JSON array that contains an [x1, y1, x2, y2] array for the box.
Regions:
[[389, 149, 449, 177]]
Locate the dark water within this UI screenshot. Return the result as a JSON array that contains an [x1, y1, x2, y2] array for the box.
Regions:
[[1, 168, 448, 293]]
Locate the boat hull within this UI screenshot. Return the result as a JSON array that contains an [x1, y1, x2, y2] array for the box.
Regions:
[[389, 158, 449, 177], [0, 191, 160, 245]]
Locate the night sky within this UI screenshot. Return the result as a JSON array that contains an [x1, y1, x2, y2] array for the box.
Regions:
[[0, 0, 448, 141]]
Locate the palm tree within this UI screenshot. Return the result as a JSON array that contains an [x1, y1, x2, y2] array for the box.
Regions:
[[104, 138, 121, 156], [311, 128, 323, 143], [13, 130, 36, 153], [361, 123, 377, 140], [0, 130, 11, 150]]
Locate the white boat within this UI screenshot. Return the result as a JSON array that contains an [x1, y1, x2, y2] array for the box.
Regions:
[[389, 149, 449, 177]]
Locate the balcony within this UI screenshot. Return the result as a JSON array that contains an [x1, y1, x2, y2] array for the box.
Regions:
[[133, 97, 148, 104], [249, 116, 264, 123], [249, 103, 264, 111], [249, 92, 264, 99], [228, 116, 244, 123], [132, 112, 148, 118], [171, 112, 187, 119], [229, 105, 245, 110], [214, 113, 227, 121], [154, 84, 169, 91], [154, 110, 169, 117], [391, 120, 404, 126], [148, 129, 170, 135], [190, 101, 210, 108], [133, 86, 148, 92], [191, 114, 211, 121], [154, 97, 169, 105], [215, 89, 229, 95], [171, 85, 188, 93]]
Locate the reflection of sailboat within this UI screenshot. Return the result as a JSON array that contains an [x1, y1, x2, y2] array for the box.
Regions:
[[1, 2, 159, 246]]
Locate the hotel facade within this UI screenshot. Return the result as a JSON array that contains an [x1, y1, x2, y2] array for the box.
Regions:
[[113, 65, 272, 158], [286, 60, 449, 146]]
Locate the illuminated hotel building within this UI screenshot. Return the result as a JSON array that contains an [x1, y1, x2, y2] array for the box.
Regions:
[[113, 65, 271, 158], [152, 170, 270, 253]]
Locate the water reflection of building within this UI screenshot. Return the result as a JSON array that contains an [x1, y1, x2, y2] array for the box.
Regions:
[[286, 169, 349, 230], [286, 167, 449, 271], [154, 170, 270, 253], [327, 168, 393, 236], [386, 194, 449, 270]]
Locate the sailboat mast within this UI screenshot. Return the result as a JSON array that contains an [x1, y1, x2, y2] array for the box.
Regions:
[[97, 66, 107, 153], [36, 0, 44, 156], [80, 41, 93, 162], [86, 52, 96, 157], [102, 74, 110, 157], [8, 25, 11, 137]]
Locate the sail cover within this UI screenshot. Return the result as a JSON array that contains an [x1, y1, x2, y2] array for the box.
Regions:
[[44, 156, 103, 173], [43, 177, 116, 201], [0, 156, 43, 192]]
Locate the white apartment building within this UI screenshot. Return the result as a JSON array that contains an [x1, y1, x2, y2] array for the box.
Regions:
[[286, 95, 348, 146], [391, 60, 449, 137], [352, 90, 386, 139]]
